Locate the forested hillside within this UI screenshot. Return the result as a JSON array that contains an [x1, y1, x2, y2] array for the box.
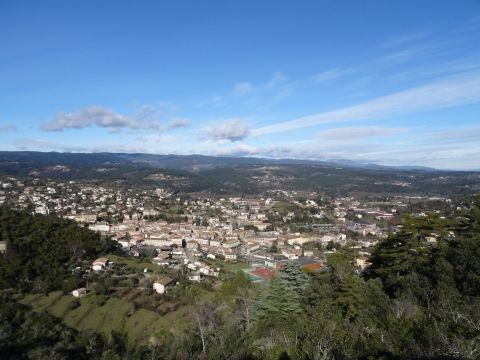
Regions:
[[0, 207, 119, 292]]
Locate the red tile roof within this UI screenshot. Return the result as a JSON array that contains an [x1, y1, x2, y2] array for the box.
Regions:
[[251, 267, 277, 280], [303, 262, 322, 272]]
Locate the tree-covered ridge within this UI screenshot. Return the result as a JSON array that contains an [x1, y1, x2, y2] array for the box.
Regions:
[[0, 207, 118, 292], [1, 151, 479, 196]]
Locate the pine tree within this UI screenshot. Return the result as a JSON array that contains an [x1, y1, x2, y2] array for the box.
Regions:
[[279, 261, 309, 294]]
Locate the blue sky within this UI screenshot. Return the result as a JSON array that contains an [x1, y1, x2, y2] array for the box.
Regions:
[[1, 0, 480, 169]]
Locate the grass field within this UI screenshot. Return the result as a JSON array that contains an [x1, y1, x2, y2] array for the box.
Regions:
[[126, 308, 166, 340], [105, 254, 162, 272], [18, 291, 186, 343], [48, 294, 77, 318], [223, 261, 249, 272], [271, 200, 300, 211]]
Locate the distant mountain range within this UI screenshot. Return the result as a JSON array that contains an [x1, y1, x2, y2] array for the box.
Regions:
[[326, 159, 437, 171], [0, 151, 438, 172], [0, 151, 478, 196]]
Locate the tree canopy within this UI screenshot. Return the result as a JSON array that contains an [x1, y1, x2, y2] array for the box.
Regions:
[[0, 207, 118, 292]]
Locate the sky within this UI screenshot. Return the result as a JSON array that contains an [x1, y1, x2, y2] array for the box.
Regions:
[[0, 0, 480, 170]]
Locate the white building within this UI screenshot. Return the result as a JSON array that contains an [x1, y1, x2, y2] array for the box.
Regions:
[[188, 272, 202, 282], [72, 288, 87, 297], [89, 223, 111, 232], [153, 277, 174, 294], [92, 257, 109, 271]]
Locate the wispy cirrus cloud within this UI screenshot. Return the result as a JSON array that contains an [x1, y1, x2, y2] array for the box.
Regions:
[[41, 104, 190, 132], [253, 72, 480, 136], [312, 67, 352, 83], [265, 72, 288, 89], [311, 28, 476, 94], [203, 132, 480, 170], [378, 38, 462, 67], [14, 138, 86, 152], [381, 31, 430, 48], [352, 142, 480, 170], [317, 126, 406, 140], [384, 56, 480, 84], [234, 72, 289, 96], [196, 72, 293, 109], [233, 82, 253, 96], [434, 125, 480, 139]]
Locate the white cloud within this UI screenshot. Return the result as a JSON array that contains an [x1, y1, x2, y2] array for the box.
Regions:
[[253, 72, 480, 136], [164, 117, 191, 130], [42, 106, 130, 131], [0, 123, 17, 132], [41, 104, 190, 132], [216, 143, 259, 156], [135, 133, 185, 144], [208, 143, 297, 158], [200, 119, 251, 142]]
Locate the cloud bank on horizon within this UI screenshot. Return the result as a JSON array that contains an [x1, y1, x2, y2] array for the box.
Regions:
[[0, 1, 479, 170]]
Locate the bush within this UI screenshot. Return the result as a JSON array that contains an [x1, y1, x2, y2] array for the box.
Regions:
[[68, 299, 81, 310]]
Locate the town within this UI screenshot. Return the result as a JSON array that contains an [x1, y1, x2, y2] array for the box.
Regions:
[[0, 174, 458, 295]]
